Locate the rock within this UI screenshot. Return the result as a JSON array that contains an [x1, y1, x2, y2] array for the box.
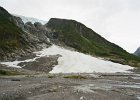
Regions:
[[25, 22, 34, 27], [34, 22, 43, 28], [134, 47, 140, 57], [18, 55, 60, 73], [28, 91, 32, 94], [2, 93, 5, 95], [80, 96, 85, 100], [128, 76, 133, 80], [48, 87, 57, 92]]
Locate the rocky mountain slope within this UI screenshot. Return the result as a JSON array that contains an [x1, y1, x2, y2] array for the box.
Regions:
[[0, 7, 50, 61], [134, 47, 140, 57], [0, 6, 140, 67], [0, 7, 29, 61], [46, 18, 140, 67]]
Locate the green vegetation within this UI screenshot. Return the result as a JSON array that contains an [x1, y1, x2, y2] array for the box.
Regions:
[[48, 74, 55, 78], [0, 69, 23, 76], [0, 7, 29, 60], [0, 6, 140, 67], [0, 11, 25, 49], [47, 18, 140, 67], [63, 75, 87, 79]]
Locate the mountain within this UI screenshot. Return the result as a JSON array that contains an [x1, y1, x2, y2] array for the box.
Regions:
[[0, 6, 29, 60], [0, 7, 49, 61], [0, 6, 140, 67], [14, 14, 47, 25], [46, 18, 140, 67], [134, 47, 140, 57]]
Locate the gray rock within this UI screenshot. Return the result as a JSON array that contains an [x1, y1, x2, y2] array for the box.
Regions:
[[18, 55, 61, 73], [134, 47, 140, 57]]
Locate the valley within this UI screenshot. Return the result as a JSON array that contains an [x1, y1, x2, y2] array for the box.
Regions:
[[0, 44, 140, 100], [0, 6, 140, 100]]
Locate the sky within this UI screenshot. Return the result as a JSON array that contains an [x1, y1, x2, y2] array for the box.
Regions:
[[0, 0, 140, 53]]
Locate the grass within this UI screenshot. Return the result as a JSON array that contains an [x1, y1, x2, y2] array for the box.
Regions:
[[47, 18, 140, 67], [0, 8, 29, 60], [0, 70, 24, 76], [48, 75, 55, 78], [0, 15, 21, 47], [63, 75, 87, 79]]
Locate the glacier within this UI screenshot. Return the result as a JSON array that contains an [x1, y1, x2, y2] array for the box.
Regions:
[[1, 45, 133, 73], [14, 14, 47, 25]]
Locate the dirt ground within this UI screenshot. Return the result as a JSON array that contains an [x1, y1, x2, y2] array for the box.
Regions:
[[0, 70, 140, 100]]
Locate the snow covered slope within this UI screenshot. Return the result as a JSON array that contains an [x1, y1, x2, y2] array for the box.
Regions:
[[37, 45, 133, 73], [14, 14, 47, 25], [1, 45, 133, 73]]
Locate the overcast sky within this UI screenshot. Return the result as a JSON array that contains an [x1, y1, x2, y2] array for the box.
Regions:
[[0, 0, 140, 53]]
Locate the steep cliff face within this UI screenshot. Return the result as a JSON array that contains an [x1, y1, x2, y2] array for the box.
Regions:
[[46, 18, 140, 67], [13, 15, 51, 45], [134, 47, 140, 57]]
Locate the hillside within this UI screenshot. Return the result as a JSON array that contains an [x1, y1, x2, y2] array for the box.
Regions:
[[0, 7, 47, 61], [0, 7, 28, 60], [0, 6, 140, 67], [46, 18, 140, 67], [134, 47, 140, 57]]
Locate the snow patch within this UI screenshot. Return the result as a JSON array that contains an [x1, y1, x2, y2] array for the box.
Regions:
[[36, 45, 133, 73], [0, 45, 133, 73], [1, 57, 39, 68], [14, 14, 47, 25]]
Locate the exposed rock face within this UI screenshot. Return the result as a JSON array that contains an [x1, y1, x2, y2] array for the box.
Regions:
[[0, 7, 29, 61], [18, 55, 60, 73], [1, 6, 140, 67], [13, 15, 51, 45], [24, 22, 50, 44], [134, 47, 140, 57], [0, 7, 50, 61], [12, 16, 25, 30]]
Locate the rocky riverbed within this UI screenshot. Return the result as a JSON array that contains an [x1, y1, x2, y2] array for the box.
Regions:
[[0, 45, 140, 100], [0, 67, 140, 100]]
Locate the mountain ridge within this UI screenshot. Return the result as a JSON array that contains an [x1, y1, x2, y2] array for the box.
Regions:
[[0, 6, 140, 67], [134, 47, 140, 57], [14, 14, 47, 25], [0, 6, 50, 61], [46, 18, 140, 67]]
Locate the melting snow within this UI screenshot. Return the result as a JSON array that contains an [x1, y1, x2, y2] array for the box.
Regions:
[[0, 45, 133, 73], [36, 45, 133, 73], [1, 57, 39, 68]]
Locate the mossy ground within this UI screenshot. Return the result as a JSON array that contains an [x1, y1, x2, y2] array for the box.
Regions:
[[63, 75, 87, 79], [0, 69, 24, 76]]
